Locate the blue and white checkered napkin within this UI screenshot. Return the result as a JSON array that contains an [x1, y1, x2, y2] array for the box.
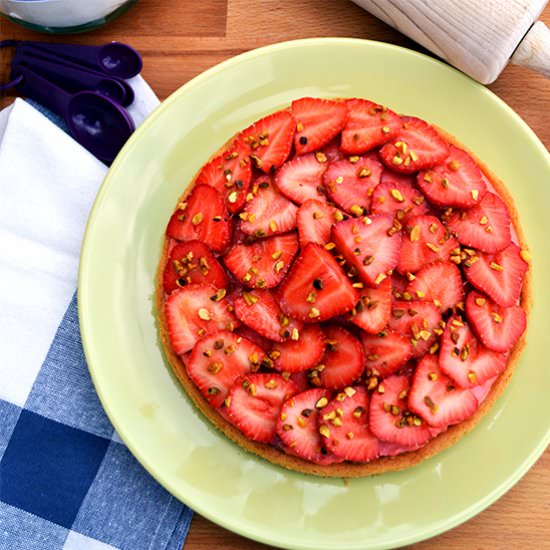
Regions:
[[0, 82, 194, 549]]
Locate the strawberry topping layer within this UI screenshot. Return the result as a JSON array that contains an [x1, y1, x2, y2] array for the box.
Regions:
[[160, 97, 529, 468]]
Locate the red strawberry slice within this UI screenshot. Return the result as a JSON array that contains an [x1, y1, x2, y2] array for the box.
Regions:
[[226, 373, 299, 442], [405, 261, 465, 312], [361, 329, 414, 378], [323, 154, 383, 215], [409, 355, 478, 428], [163, 241, 228, 294], [233, 325, 271, 351], [439, 315, 508, 388], [233, 289, 303, 343], [417, 145, 487, 208], [317, 326, 365, 389], [391, 272, 409, 299], [291, 97, 348, 154], [321, 137, 345, 162], [397, 215, 459, 274], [278, 243, 359, 322], [240, 177, 298, 237], [463, 243, 529, 307], [166, 184, 231, 253], [269, 324, 325, 374], [195, 143, 252, 213], [340, 99, 402, 154], [331, 215, 402, 286], [321, 387, 380, 462], [465, 291, 527, 353], [186, 331, 264, 407], [388, 300, 442, 358], [238, 110, 296, 172], [223, 232, 299, 289], [165, 284, 238, 355], [297, 199, 347, 247], [379, 117, 449, 174], [275, 153, 328, 204], [446, 192, 512, 253], [348, 277, 392, 334], [276, 388, 332, 463], [369, 375, 433, 447], [289, 371, 311, 392], [370, 171, 429, 222]]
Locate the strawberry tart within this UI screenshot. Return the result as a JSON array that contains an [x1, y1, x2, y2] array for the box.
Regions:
[[156, 97, 530, 477]]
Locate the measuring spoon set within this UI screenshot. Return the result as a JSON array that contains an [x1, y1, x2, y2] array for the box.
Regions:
[[1, 40, 143, 162]]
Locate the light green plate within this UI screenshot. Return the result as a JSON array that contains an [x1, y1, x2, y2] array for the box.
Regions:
[[79, 39, 550, 549]]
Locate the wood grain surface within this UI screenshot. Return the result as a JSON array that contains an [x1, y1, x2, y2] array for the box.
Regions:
[[1, 1, 548, 549]]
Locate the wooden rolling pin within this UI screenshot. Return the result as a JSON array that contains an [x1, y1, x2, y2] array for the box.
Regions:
[[352, 0, 550, 83]]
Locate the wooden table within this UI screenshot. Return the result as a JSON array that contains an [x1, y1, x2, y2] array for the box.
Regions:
[[1, 1, 549, 548]]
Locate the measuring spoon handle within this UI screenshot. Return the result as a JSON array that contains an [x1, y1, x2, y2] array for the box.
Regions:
[[16, 41, 104, 72], [12, 64, 71, 118]]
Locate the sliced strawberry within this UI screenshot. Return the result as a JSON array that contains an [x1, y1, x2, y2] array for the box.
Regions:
[[446, 192, 512, 253], [465, 291, 527, 353], [321, 387, 380, 462], [348, 277, 392, 333], [323, 154, 383, 215], [297, 199, 347, 247], [276, 388, 332, 463], [238, 110, 295, 172], [240, 177, 298, 237], [439, 315, 507, 388], [163, 241, 228, 294], [291, 97, 348, 154], [388, 300, 442, 358], [233, 289, 303, 343], [233, 325, 271, 351], [195, 143, 252, 213], [166, 184, 231, 253], [331, 215, 402, 286], [340, 99, 402, 154], [361, 329, 414, 378], [226, 373, 299, 442], [165, 284, 238, 355], [269, 324, 325, 373], [186, 331, 264, 407], [391, 272, 409, 299], [278, 243, 359, 322], [289, 371, 311, 392], [405, 261, 465, 312], [316, 326, 365, 389], [370, 171, 429, 221], [417, 145, 487, 208], [397, 215, 459, 274], [321, 137, 345, 162], [463, 243, 529, 307], [379, 117, 449, 174], [409, 355, 478, 428], [275, 153, 328, 204], [369, 375, 433, 447], [223, 232, 299, 289]]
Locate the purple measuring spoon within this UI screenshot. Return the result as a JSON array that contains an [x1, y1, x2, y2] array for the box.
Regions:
[[14, 64, 135, 163], [14, 44, 135, 106], [11, 41, 142, 80], [12, 55, 130, 107]]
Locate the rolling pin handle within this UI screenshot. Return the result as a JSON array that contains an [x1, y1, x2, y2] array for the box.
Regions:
[[511, 21, 550, 79]]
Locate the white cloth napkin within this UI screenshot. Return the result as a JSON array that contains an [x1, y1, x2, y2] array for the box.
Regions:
[[0, 77, 196, 550], [0, 78, 159, 400]]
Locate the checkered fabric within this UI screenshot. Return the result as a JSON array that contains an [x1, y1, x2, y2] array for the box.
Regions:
[[0, 99, 193, 550]]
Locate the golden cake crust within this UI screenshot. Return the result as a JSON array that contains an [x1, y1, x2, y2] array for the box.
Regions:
[[155, 108, 532, 478]]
